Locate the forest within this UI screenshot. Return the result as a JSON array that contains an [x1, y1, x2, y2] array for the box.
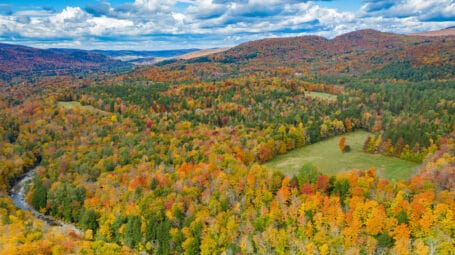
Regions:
[[0, 30, 454, 255]]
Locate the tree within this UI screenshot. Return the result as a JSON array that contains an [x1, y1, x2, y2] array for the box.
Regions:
[[332, 178, 350, 206], [376, 232, 394, 249], [124, 215, 142, 248], [339, 136, 351, 153], [344, 118, 353, 132], [316, 174, 330, 192], [80, 209, 98, 232], [31, 178, 47, 211], [145, 213, 171, 255], [339, 136, 346, 152], [296, 163, 320, 186], [363, 136, 372, 152]]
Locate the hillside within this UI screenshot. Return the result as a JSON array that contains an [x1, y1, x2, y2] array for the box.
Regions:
[[176, 47, 231, 60], [410, 27, 455, 37], [215, 29, 455, 75], [88, 48, 199, 59], [147, 29, 455, 81], [0, 43, 131, 82], [1, 27, 454, 254]]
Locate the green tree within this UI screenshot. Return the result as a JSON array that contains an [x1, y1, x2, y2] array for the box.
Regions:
[[296, 163, 320, 187], [145, 213, 171, 254], [31, 178, 47, 211], [332, 178, 350, 206], [80, 209, 99, 232], [124, 215, 142, 248]]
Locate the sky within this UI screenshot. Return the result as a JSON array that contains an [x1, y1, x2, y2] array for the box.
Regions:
[[0, 0, 454, 50]]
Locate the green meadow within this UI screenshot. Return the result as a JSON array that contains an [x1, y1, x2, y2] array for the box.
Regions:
[[264, 130, 419, 180], [306, 91, 337, 100], [57, 101, 107, 114]]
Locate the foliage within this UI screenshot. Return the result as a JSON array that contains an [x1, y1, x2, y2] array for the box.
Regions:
[[0, 30, 454, 254], [265, 131, 418, 180], [339, 136, 346, 152], [80, 209, 98, 232]]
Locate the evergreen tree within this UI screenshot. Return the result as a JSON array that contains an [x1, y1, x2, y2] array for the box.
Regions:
[[31, 178, 47, 210], [80, 209, 98, 232], [124, 215, 142, 248]]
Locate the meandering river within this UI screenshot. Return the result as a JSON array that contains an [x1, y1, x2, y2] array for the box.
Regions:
[[9, 167, 83, 235]]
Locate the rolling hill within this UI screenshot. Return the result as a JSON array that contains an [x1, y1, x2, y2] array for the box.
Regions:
[[215, 29, 454, 75], [410, 27, 455, 37], [55, 48, 201, 65], [0, 43, 131, 82], [176, 47, 231, 60], [87, 48, 199, 60], [149, 29, 455, 81]]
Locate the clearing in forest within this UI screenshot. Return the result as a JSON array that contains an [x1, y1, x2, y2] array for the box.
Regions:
[[306, 91, 337, 100], [57, 101, 107, 114], [264, 130, 419, 180]]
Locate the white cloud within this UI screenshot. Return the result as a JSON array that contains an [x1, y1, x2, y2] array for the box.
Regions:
[[172, 12, 186, 24], [0, 0, 454, 50], [360, 0, 455, 21], [50, 7, 88, 24], [88, 16, 134, 36], [134, 0, 176, 12], [14, 10, 53, 17]]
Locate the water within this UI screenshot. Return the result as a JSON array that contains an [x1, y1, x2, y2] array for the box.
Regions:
[[10, 168, 36, 211], [9, 167, 82, 233]]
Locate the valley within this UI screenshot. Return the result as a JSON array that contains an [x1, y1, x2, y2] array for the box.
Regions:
[[10, 166, 83, 235], [0, 24, 454, 255]]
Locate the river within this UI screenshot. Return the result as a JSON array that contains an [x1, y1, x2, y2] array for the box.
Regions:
[[9, 167, 83, 235]]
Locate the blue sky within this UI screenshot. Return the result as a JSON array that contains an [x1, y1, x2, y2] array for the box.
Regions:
[[0, 0, 454, 50]]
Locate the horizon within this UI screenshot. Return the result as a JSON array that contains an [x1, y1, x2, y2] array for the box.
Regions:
[[4, 27, 453, 52], [0, 0, 454, 50]]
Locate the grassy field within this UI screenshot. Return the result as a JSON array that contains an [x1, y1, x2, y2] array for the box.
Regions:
[[264, 131, 419, 180], [57, 101, 107, 114], [307, 91, 337, 100]]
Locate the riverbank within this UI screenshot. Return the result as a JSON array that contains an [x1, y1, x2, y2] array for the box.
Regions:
[[9, 166, 82, 235]]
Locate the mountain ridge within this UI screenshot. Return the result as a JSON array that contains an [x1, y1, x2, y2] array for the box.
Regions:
[[0, 43, 131, 82], [1, 28, 454, 83], [144, 29, 454, 80], [409, 27, 455, 37]]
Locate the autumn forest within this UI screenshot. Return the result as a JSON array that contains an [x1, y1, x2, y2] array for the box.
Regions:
[[0, 29, 454, 255]]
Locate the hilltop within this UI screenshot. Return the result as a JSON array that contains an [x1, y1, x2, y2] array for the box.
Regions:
[[1, 27, 454, 255], [2, 28, 454, 84], [410, 27, 455, 37], [0, 43, 131, 83], [142, 29, 454, 81]]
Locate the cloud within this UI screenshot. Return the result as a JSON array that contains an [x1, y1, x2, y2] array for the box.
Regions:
[[361, 0, 395, 12], [113, 0, 176, 16], [0, 6, 136, 40], [361, 0, 455, 21], [0, 0, 454, 50], [85, 2, 112, 17], [50, 7, 88, 24], [134, 0, 176, 12], [42, 6, 56, 13]]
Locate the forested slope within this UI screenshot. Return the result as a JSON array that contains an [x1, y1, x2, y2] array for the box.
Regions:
[[0, 29, 454, 254], [134, 30, 455, 82], [0, 43, 131, 83]]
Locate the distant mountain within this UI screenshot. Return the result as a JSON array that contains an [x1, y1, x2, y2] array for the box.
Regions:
[[409, 27, 455, 37], [2, 29, 454, 83], [152, 29, 455, 80], [216, 29, 453, 74], [176, 47, 231, 60], [0, 43, 131, 82], [80, 48, 199, 61], [54, 48, 200, 64]]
